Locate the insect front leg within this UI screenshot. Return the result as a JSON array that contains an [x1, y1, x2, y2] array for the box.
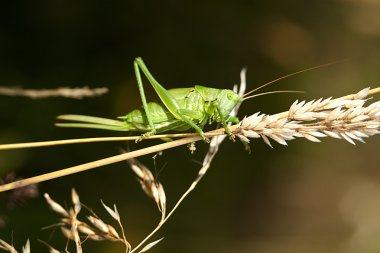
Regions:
[[215, 106, 235, 140]]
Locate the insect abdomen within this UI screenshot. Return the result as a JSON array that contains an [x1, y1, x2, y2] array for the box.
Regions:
[[121, 102, 173, 124], [119, 102, 188, 132]]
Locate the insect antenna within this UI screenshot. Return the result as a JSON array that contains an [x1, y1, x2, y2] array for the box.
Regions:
[[242, 90, 305, 101], [242, 60, 344, 98]]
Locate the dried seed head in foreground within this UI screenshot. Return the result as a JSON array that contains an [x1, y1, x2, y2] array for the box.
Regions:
[[44, 189, 127, 252], [126, 157, 167, 217]]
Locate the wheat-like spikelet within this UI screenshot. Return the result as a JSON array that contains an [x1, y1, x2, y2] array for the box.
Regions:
[[126, 157, 166, 221], [44, 189, 131, 252], [234, 87, 380, 146]]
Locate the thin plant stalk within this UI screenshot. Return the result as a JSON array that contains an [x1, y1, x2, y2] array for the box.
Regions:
[[0, 136, 201, 193]]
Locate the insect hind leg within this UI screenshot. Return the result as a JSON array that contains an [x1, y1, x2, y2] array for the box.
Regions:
[[134, 59, 156, 139]]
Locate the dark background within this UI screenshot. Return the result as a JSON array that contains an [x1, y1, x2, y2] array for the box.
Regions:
[[1, 1, 380, 252]]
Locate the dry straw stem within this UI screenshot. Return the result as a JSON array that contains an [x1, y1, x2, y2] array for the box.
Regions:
[[0, 136, 201, 193], [0, 86, 380, 193], [0, 86, 108, 99]]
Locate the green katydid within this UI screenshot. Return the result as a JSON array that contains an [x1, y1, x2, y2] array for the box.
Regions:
[[55, 57, 329, 141]]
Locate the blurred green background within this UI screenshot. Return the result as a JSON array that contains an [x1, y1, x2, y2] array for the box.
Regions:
[[1, 1, 380, 252]]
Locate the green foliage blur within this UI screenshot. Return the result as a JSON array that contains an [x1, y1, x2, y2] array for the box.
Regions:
[[1, 1, 380, 252]]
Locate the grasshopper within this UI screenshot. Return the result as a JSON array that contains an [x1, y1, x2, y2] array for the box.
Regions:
[[56, 57, 246, 142]]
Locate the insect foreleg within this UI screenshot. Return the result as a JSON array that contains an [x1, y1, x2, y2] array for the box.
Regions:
[[215, 106, 234, 139]]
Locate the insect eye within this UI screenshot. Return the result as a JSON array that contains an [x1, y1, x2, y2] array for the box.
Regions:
[[227, 94, 233, 100]]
